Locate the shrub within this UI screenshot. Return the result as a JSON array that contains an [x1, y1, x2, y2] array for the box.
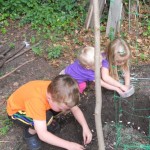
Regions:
[[0, 0, 87, 34]]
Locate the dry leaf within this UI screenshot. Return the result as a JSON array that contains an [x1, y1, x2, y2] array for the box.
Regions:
[[137, 39, 142, 43]]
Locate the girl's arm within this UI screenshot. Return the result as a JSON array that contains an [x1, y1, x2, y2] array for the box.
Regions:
[[71, 106, 92, 145], [100, 79, 124, 95], [124, 67, 130, 86], [101, 67, 129, 92], [34, 120, 85, 150]]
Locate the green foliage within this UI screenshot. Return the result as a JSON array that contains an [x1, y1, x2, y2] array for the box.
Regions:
[[143, 19, 150, 36], [30, 36, 36, 44], [140, 53, 148, 61], [73, 38, 83, 46], [0, 0, 87, 34], [100, 25, 106, 32], [0, 116, 12, 136], [47, 45, 63, 59], [109, 27, 115, 41], [0, 27, 7, 34], [9, 42, 15, 48], [32, 46, 43, 56]]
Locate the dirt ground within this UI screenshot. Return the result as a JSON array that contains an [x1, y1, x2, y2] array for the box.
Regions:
[[0, 46, 150, 150], [0, 22, 150, 149]]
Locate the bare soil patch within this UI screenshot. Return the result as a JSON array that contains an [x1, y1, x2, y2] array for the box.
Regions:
[[0, 21, 149, 150]]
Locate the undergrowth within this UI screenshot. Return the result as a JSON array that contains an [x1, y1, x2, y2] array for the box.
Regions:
[[0, 115, 12, 136], [0, 0, 88, 35]]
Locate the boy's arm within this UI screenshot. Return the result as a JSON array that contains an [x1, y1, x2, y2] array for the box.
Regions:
[[71, 106, 92, 145], [101, 67, 129, 92], [34, 120, 85, 150]]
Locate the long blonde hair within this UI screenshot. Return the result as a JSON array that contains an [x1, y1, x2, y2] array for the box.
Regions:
[[105, 38, 130, 80]]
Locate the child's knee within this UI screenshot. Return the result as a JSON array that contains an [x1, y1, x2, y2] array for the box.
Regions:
[[78, 82, 87, 93]]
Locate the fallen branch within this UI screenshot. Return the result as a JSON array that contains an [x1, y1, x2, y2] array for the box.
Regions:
[[0, 58, 35, 80], [0, 44, 25, 68], [0, 47, 13, 58], [5, 42, 40, 64], [0, 141, 10, 143]]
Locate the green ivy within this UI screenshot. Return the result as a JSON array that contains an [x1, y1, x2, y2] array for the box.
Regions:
[[0, 0, 87, 34], [32, 46, 43, 56], [143, 19, 150, 36], [0, 116, 12, 136], [47, 45, 63, 59]]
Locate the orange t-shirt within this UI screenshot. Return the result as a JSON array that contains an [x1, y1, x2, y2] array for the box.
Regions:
[[7, 80, 51, 120]]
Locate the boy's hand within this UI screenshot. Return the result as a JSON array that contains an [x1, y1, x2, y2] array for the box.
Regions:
[[67, 142, 85, 150], [83, 127, 92, 145]]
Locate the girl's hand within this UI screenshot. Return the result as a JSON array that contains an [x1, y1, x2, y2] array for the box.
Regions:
[[116, 88, 124, 96], [67, 142, 85, 150], [83, 127, 92, 145], [120, 85, 129, 92]]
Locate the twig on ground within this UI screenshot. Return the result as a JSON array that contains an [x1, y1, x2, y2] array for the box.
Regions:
[[0, 44, 25, 68], [0, 141, 10, 143], [5, 42, 40, 64], [0, 58, 35, 80], [0, 47, 13, 57]]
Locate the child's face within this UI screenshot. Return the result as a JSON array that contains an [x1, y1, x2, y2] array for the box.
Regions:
[[114, 53, 129, 66], [47, 93, 70, 112], [115, 60, 126, 66]]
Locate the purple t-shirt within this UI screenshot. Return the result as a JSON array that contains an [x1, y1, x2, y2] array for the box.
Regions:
[[65, 60, 95, 84], [102, 52, 109, 68], [65, 56, 109, 84], [102, 59, 109, 68]]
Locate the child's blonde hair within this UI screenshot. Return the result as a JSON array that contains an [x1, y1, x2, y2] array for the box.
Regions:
[[47, 75, 80, 108], [78, 46, 95, 70], [105, 38, 130, 80]]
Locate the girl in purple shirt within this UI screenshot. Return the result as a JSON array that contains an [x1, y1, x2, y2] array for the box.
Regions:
[[60, 46, 129, 95]]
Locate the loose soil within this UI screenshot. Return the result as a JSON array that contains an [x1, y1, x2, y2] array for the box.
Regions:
[[0, 24, 150, 150]]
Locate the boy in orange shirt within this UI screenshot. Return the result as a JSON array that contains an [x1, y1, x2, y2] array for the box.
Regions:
[[7, 75, 92, 150]]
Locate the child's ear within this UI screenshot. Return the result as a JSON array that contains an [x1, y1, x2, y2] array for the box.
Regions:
[[46, 92, 52, 101], [86, 65, 91, 70]]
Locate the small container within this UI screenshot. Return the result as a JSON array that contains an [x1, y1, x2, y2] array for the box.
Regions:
[[121, 85, 135, 98], [23, 41, 30, 48]]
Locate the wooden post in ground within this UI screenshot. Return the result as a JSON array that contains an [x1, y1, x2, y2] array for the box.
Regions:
[[106, 0, 123, 37], [85, 0, 105, 29], [93, 0, 105, 149]]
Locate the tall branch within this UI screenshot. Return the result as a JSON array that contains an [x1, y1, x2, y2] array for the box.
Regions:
[[93, 0, 105, 149]]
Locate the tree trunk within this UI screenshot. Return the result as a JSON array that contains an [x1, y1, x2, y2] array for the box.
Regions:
[[93, 0, 105, 150]]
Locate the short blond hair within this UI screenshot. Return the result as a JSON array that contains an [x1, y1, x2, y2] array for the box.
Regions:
[[78, 46, 95, 69], [47, 75, 80, 108]]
